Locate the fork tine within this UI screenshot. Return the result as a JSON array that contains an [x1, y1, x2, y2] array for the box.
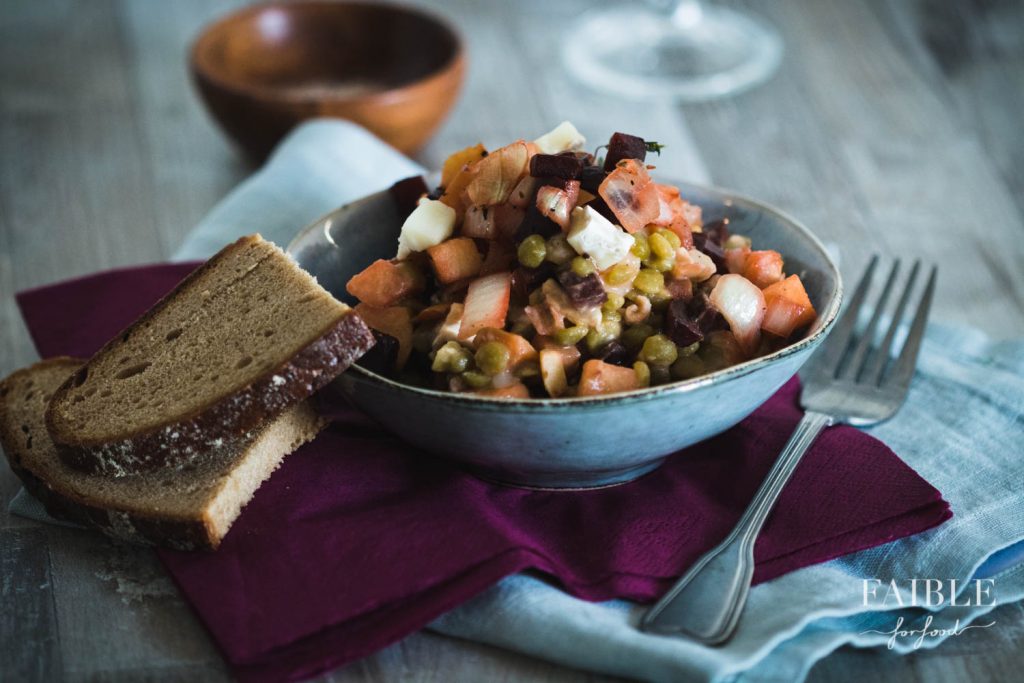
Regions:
[[863, 260, 920, 384], [840, 260, 900, 379], [882, 265, 937, 388], [810, 255, 878, 376]]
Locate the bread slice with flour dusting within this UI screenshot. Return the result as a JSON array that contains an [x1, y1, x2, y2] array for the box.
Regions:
[[45, 234, 374, 477], [2, 357, 325, 550]]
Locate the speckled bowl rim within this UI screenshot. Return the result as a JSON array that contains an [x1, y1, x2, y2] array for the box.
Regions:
[[189, 0, 464, 107], [312, 181, 843, 411]]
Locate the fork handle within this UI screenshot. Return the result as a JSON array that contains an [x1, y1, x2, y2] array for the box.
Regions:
[[640, 410, 833, 643]]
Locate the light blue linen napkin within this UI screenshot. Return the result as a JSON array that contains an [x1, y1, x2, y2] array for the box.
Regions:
[[10, 120, 1024, 682]]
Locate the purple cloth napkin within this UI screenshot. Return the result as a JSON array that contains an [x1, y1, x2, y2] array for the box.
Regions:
[[16, 263, 951, 683]]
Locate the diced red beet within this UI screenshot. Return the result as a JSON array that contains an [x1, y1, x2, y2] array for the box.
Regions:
[[595, 340, 631, 366], [557, 269, 608, 308], [511, 264, 554, 301], [530, 154, 584, 180], [702, 219, 730, 245], [692, 232, 728, 273], [356, 330, 398, 375], [580, 165, 607, 194], [603, 132, 647, 171], [516, 204, 561, 241], [389, 176, 429, 217], [665, 299, 704, 347]]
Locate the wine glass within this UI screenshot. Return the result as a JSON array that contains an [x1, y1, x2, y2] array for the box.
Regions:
[[563, 0, 783, 101]]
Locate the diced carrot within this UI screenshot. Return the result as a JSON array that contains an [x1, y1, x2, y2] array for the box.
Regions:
[[743, 250, 784, 289], [598, 159, 660, 233], [346, 259, 424, 308], [761, 274, 816, 338], [474, 328, 538, 369], [353, 303, 413, 369], [458, 272, 512, 341], [577, 359, 640, 396], [427, 237, 483, 284], [725, 245, 751, 274], [473, 382, 530, 399], [441, 143, 486, 187]]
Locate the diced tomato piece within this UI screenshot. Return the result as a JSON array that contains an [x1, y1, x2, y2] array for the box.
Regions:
[[725, 245, 751, 275], [474, 327, 538, 370], [353, 304, 413, 369], [441, 143, 486, 188], [465, 141, 530, 206], [577, 359, 640, 396], [761, 275, 817, 338], [597, 159, 660, 233], [427, 237, 483, 284], [743, 250, 784, 289], [458, 272, 512, 340], [651, 184, 695, 248], [346, 259, 424, 308], [473, 382, 531, 399]]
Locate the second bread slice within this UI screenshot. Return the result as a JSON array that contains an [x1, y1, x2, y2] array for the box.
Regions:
[[46, 234, 375, 477]]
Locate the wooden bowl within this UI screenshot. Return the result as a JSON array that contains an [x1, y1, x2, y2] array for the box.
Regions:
[[190, 1, 465, 160]]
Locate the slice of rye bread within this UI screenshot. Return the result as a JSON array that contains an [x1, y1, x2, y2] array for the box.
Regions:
[[1, 358, 327, 550], [46, 234, 375, 477]]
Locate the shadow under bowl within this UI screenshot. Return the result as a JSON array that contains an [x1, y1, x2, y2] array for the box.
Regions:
[[290, 181, 843, 488], [190, 0, 465, 160]]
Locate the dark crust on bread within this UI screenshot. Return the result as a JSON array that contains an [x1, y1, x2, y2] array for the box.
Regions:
[[51, 311, 375, 476]]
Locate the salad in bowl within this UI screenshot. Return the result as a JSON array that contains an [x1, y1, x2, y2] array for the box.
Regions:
[[345, 122, 817, 400]]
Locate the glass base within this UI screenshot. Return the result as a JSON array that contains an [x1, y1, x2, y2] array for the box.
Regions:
[[563, 4, 783, 101]]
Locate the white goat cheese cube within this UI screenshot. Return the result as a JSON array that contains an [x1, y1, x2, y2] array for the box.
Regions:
[[566, 206, 634, 271], [397, 198, 456, 258], [533, 121, 586, 155]]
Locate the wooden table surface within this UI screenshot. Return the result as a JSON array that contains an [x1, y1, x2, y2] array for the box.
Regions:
[[2, 0, 1022, 681]]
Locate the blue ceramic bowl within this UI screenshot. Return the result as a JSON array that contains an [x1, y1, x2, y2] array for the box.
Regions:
[[288, 181, 842, 488]]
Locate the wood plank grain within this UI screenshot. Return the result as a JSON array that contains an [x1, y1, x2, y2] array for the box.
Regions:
[[0, 528, 62, 681]]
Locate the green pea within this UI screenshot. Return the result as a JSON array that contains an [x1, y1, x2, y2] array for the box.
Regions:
[[603, 309, 622, 324], [639, 334, 679, 366], [671, 353, 705, 380], [553, 325, 590, 346], [621, 324, 655, 351], [630, 233, 650, 260], [633, 268, 665, 295], [605, 262, 635, 286], [657, 228, 682, 250], [475, 341, 511, 375], [634, 361, 651, 388], [678, 341, 700, 357], [647, 257, 675, 273], [585, 320, 622, 352], [431, 341, 471, 373], [571, 256, 595, 277], [545, 234, 574, 265], [602, 292, 625, 314], [649, 232, 675, 261], [461, 370, 492, 389], [517, 234, 547, 269]]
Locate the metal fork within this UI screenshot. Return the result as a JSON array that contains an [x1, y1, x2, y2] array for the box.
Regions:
[[640, 256, 937, 644]]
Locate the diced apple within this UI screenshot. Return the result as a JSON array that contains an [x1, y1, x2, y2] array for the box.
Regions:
[[346, 259, 425, 308], [539, 348, 569, 397], [433, 302, 464, 348], [474, 327, 538, 370], [458, 272, 512, 340], [566, 206, 635, 271], [577, 359, 640, 396], [353, 303, 413, 369], [533, 121, 586, 154], [761, 274, 817, 338], [743, 250, 784, 289], [397, 198, 456, 258], [709, 274, 767, 356], [427, 237, 483, 284]]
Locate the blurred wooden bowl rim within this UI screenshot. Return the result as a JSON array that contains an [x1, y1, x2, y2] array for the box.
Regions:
[[189, 0, 465, 159]]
